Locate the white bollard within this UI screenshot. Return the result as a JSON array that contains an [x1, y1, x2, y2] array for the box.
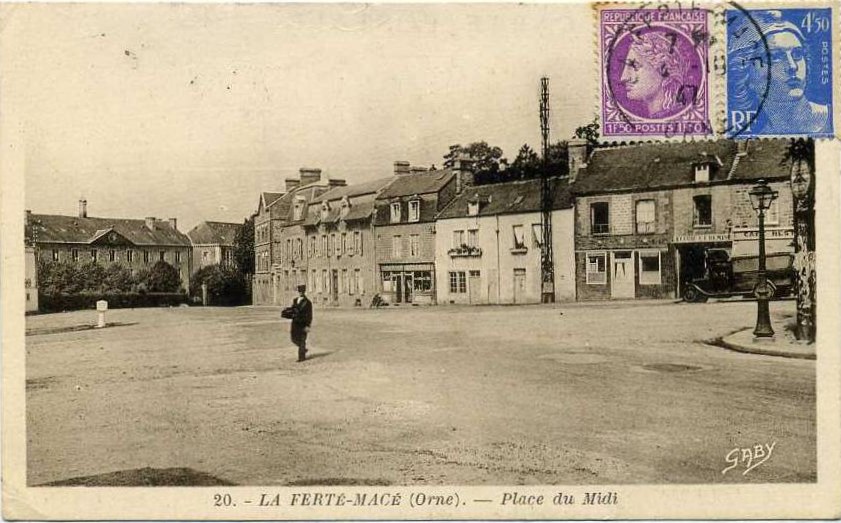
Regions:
[[96, 300, 108, 328]]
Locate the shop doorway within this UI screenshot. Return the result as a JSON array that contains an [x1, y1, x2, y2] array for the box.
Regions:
[[611, 251, 635, 299], [513, 268, 526, 303], [468, 270, 482, 304]]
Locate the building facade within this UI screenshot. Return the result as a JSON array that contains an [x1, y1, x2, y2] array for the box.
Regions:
[[572, 139, 793, 301], [26, 200, 192, 290], [252, 168, 346, 305], [252, 191, 285, 304], [373, 162, 459, 305], [301, 178, 393, 307], [187, 221, 242, 272], [25, 246, 38, 312], [434, 178, 575, 305], [272, 171, 344, 306]]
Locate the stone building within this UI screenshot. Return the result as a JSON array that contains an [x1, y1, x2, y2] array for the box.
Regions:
[[187, 221, 242, 271], [252, 168, 347, 305], [434, 177, 575, 305], [25, 246, 38, 312], [302, 177, 394, 307], [26, 199, 192, 289], [571, 139, 793, 301], [372, 162, 459, 305], [272, 170, 345, 306], [252, 191, 285, 304]]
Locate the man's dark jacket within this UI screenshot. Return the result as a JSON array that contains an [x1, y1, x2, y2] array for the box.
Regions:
[[291, 296, 312, 330]]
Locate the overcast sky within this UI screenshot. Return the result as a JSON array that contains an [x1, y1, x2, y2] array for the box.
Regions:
[[4, 3, 595, 231]]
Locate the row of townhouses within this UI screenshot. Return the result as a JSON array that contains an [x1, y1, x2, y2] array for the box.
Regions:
[[24, 204, 243, 311], [253, 138, 794, 307]]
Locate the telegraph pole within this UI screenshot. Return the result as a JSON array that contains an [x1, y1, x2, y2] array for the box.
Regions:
[[539, 77, 555, 303]]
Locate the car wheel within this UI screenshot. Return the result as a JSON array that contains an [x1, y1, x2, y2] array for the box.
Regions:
[[683, 287, 704, 303]]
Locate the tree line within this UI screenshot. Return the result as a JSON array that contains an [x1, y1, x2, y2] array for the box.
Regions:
[[442, 119, 600, 185]]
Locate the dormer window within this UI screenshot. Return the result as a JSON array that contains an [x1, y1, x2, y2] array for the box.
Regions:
[[408, 199, 420, 222], [694, 163, 710, 183], [320, 201, 330, 221], [467, 193, 488, 216], [293, 197, 306, 221], [390, 202, 401, 223], [340, 196, 351, 218]]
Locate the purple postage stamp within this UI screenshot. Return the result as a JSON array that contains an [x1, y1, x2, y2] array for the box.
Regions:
[[600, 7, 711, 139]]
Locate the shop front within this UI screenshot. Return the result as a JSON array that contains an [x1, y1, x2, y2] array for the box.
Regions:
[[731, 227, 794, 257], [673, 232, 732, 296], [674, 227, 794, 297], [379, 263, 435, 305]]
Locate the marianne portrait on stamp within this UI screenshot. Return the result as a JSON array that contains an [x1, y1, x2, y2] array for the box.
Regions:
[[728, 10, 833, 136], [620, 31, 691, 119]]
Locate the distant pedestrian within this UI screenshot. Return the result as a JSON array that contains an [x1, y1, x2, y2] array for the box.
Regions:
[[289, 285, 312, 362]]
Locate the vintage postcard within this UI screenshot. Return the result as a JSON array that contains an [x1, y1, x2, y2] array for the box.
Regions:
[[2, 1, 840, 520]]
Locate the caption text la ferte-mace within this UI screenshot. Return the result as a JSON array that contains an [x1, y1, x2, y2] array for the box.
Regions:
[[214, 490, 618, 508]]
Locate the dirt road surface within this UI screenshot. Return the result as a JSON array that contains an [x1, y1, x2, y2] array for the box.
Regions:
[[25, 300, 815, 486]]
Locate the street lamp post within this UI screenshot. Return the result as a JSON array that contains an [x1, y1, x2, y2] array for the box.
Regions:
[[748, 179, 779, 338]]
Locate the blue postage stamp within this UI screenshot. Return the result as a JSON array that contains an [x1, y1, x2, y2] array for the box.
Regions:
[[726, 8, 834, 138]]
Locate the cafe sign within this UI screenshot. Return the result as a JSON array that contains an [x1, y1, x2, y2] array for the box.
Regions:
[[732, 227, 794, 241]]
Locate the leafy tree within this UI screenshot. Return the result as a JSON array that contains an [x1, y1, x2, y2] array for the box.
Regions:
[[132, 267, 151, 293], [232, 214, 255, 303], [189, 264, 248, 306], [781, 138, 815, 172], [37, 259, 107, 294], [573, 118, 601, 149], [509, 144, 541, 180], [37, 259, 75, 294], [442, 141, 507, 173], [501, 142, 569, 182], [546, 141, 570, 177], [233, 215, 255, 275], [103, 263, 134, 293], [147, 260, 181, 292]]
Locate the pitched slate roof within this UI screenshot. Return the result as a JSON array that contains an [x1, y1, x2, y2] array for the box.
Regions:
[[303, 180, 392, 227], [280, 185, 330, 225], [310, 177, 394, 204], [572, 139, 790, 195], [727, 139, 791, 181], [262, 192, 284, 208], [187, 221, 242, 246], [436, 178, 574, 220], [29, 214, 192, 246], [376, 170, 455, 199]]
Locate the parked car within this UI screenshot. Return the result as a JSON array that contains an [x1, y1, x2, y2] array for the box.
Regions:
[[683, 248, 794, 303]]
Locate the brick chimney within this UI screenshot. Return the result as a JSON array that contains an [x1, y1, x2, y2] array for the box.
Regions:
[[145, 217, 156, 231], [393, 161, 411, 176], [567, 138, 589, 182], [452, 155, 475, 193], [285, 178, 301, 192], [299, 168, 322, 186], [78, 198, 88, 218], [328, 178, 347, 188], [168, 217, 178, 231], [410, 166, 428, 174]]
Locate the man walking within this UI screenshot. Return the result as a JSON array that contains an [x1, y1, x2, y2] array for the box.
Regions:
[[290, 285, 313, 362]]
